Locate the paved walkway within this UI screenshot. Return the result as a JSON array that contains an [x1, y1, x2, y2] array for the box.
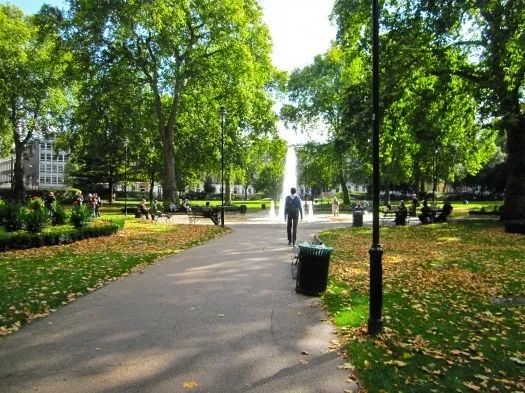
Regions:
[[0, 221, 358, 393]]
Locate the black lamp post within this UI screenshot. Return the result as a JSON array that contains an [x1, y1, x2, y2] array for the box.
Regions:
[[220, 107, 226, 227], [368, 0, 383, 335], [124, 137, 128, 216]]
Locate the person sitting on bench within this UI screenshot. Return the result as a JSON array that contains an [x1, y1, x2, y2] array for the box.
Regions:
[[201, 201, 219, 224], [137, 199, 151, 219], [395, 200, 408, 225], [435, 200, 453, 222], [418, 200, 435, 224]]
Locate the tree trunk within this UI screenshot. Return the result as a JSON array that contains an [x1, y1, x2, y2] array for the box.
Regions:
[[384, 182, 390, 204], [149, 172, 155, 202], [338, 167, 350, 205], [13, 144, 25, 203], [162, 124, 177, 204], [108, 175, 114, 205], [501, 117, 525, 220], [413, 165, 421, 195]]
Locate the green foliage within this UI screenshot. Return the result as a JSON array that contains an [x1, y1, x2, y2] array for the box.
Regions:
[[67, 0, 278, 203], [51, 201, 68, 226], [3, 203, 26, 232], [332, 0, 524, 219], [69, 204, 92, 229], [0, 4, 70, 202], [24, 205, 49, 234]]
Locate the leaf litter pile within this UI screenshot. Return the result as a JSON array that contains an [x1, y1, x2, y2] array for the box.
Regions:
[[0, 221, 226, 336], [320, 220, 524, 393]]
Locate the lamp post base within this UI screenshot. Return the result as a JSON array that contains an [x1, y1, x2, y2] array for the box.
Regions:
[[368, 244, 383, 335], [367, 317, 383, 335]]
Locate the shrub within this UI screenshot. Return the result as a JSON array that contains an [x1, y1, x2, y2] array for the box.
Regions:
[[28, 197, 46, 210], [70, 204, 93, 229], [0, 219, 124, 251], [25, 205, 49, 233], [51, 201, 68, 226], [3, 203, 26, 232]]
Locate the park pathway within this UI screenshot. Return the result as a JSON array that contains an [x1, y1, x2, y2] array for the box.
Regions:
[[0, 221, 357, 393]]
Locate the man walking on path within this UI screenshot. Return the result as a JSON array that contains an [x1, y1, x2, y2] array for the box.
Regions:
[[284, 187, 303, 245]]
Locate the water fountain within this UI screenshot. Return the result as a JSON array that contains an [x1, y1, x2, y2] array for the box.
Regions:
[[268, 200, 277, 219], [306, 200, 315, 222], [277, 146, 297, 219]]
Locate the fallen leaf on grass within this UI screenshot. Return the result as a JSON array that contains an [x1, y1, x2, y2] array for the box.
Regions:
[[510, 357, 525, 365], [463, 382, 481, 391], [385, 360, 407, 367], [182, 380, 199, 389]]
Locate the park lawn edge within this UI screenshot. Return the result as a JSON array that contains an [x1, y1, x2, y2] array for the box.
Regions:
[[0, 221, 229, 337], [319, 220, 525, 393]]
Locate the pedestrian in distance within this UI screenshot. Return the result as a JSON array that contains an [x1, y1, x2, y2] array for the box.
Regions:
[[332, 196, 340, 217], [284, 187, 303, 246]]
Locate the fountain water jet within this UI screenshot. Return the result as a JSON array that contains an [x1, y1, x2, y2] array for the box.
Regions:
[[278, 146, 298, 220], [306, 200, 315, 222], [268, 200, 277, 219]]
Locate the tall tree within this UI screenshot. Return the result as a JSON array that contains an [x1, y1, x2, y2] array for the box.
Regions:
[[417, 0, 525, 219], [68, 0, 276, 206], [281, 47, 354, 203], [333, 0, 497, 199], [0, 4, 68, 201], [334, 0, 524, 218]]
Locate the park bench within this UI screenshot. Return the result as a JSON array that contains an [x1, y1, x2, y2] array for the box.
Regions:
[[189, 206, 220, 225], [154, 211, 189, 222], [120, 206, 137, 215], [380, 210, 396, 226]]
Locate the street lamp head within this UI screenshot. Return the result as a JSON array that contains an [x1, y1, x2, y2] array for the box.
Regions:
[[124, 137, 129, 147], [220, 107, 226, 117]]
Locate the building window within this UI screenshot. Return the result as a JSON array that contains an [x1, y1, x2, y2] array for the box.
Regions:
[[40, 153, 46, 160]]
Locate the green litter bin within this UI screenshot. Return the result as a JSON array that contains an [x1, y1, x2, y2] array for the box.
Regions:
[[295, 243, 334, 296]]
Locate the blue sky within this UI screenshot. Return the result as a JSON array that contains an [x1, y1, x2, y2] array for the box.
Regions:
[[4, 0, 66, 14]]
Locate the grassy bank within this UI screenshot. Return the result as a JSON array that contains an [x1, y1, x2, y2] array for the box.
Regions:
[[320, 220, 524, 392], [0, 220, 227, 335]]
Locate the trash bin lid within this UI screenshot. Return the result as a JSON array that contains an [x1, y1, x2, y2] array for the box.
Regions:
[[298, 241, 334, 256]]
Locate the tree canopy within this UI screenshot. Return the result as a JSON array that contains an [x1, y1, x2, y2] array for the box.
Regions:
[[66, 0, 280, 204]]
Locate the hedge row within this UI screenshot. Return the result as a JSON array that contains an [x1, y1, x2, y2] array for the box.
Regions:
[[0, 219, 124, 252]]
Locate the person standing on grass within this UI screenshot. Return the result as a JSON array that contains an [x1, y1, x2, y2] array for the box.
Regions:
[[284, 187, 303, 246]]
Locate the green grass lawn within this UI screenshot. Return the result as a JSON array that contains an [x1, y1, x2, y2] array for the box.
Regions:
[[0, 220, 227, 335], [320, 220, 524, 393]]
